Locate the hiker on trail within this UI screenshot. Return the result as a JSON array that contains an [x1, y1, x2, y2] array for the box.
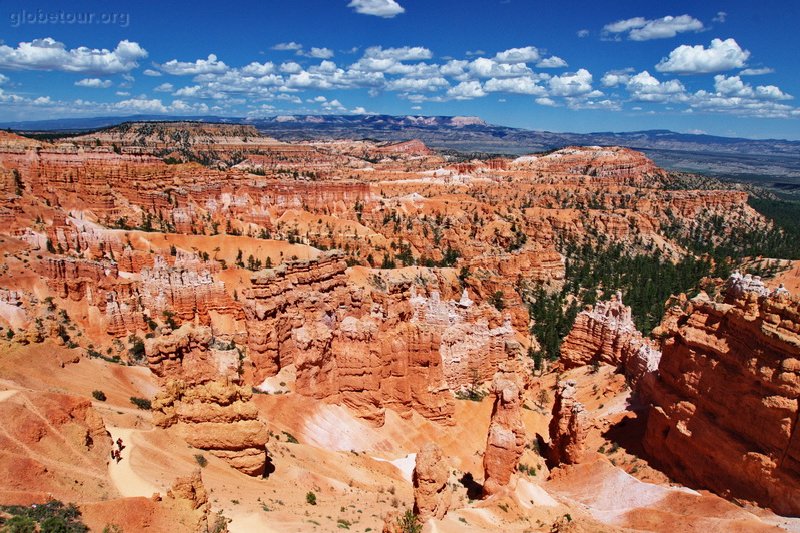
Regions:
[[114, 450, 121, 463], [116, 438, 124, 451]]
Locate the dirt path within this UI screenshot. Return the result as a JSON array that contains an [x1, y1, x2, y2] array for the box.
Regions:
[[0, 389, 19, 402], [107, 426, 162, 498]]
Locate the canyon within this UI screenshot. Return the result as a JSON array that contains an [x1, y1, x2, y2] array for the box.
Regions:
[[0, 122, 797, 532]]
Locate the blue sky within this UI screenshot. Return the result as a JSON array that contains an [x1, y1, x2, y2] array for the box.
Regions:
[[0, 0, 798, 139]]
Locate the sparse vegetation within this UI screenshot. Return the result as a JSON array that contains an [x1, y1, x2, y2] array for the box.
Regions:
[[129, 397, 152, 410], [305, 491, 317, 506], [91, 390, 107, 402], [0, 500, 88, 533], [396, 510, 421, 533]]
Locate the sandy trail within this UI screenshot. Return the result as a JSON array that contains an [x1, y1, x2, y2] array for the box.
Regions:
[[0, 389, 19, 402], [107, 426, 161, 498]]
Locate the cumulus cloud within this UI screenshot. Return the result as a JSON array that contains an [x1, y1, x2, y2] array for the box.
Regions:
[[537, 56, 567, 68], [494, 46, 540, 64], [535, 97, 557, 106], [624, 71, 687, 102], [604, 15, 703, 41], [484, 76, 546, 95], [604, 17, 647, 34], [469, 57, 532, 78], [143, 69, 161, 77], [160, 54, 228, 75], [386, 76, 449, 92], [154, 82, 174, 92], [548, 69, 593, 96], [363, 46, 432, 61], [0, 38, 146, 73], [75, 78, 112, 88], [303, 47, 335, 59], [713, 11, 727, 23], [656, 38, 750, 74], [447, 80, 485, 99], [348, 0, 405, 18], [272, 42, 303, 51], [576, 29, 590, 38]]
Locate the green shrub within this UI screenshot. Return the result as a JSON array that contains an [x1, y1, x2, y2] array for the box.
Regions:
[[305, 492, 317, 505], [91, 390, 107, 402], [3, 516, 37, 533], [194, 454, 208, 468], [396, 510, 421, 533], [129, 397, 151, 410]]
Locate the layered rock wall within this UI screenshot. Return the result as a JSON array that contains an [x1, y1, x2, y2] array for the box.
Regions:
[[560, 293, 661, 387], [643, 273, 800, 515], [146, 324, 268, 475]]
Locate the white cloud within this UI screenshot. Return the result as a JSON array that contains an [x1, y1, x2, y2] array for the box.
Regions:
[[604, 17, 647, 34], [755, 85, 792, 100], [713, 11, 727, 23], [174, 85, 202, 97], [114, 97, 167, 113], [629, 15, 704, 41], [601, 70, 632, 87], [577, 29, 590, 38], [160, 54, 228, 75], [656, 38, 750, 74], [272, 42, 303, 51], [280, 61, 303, 74], [0, 38, 146, 73], [494, 46, 540, 64], [625, 71, 686, 102], [537, 56, 567, 68], [351, 106, 368, 114], [0, 74, 8, 85], [739, 67, 774, 76], [241, 62, 275, 76], [688, 75, 797, 118], [348, 0, 405, 18], [469, 58, 532, 78], [604, 15, 704, 41], [484, 76, 546, 95], [75, 78, 112, 88], [548, 69, 593, 96], [154, 82, 174, 92], [304, 47, 335, 59], [386, 76, 449, 92], [363, 46, 432, 61], [447, 80, 485, 99], [535, 97, 557, 106], [143, 69, 161, 77]]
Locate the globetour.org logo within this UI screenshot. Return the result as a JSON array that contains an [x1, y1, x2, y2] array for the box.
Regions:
[[10, 9, 130, 27]]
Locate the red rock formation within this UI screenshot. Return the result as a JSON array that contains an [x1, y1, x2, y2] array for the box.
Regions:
[[167, 469, 208, 511], [560, 293, 661, 387], [643, 273, 800, 515], [0, 391, 113, 502], [412, 443, 451, 520], [511, 146, 666, 185], [548, 380, 588, 466], [146, 324, 268, 475], [482, 372, 526, 496]]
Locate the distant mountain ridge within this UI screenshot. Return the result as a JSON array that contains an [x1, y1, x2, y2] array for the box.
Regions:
[[3, 113, 799, 186]]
